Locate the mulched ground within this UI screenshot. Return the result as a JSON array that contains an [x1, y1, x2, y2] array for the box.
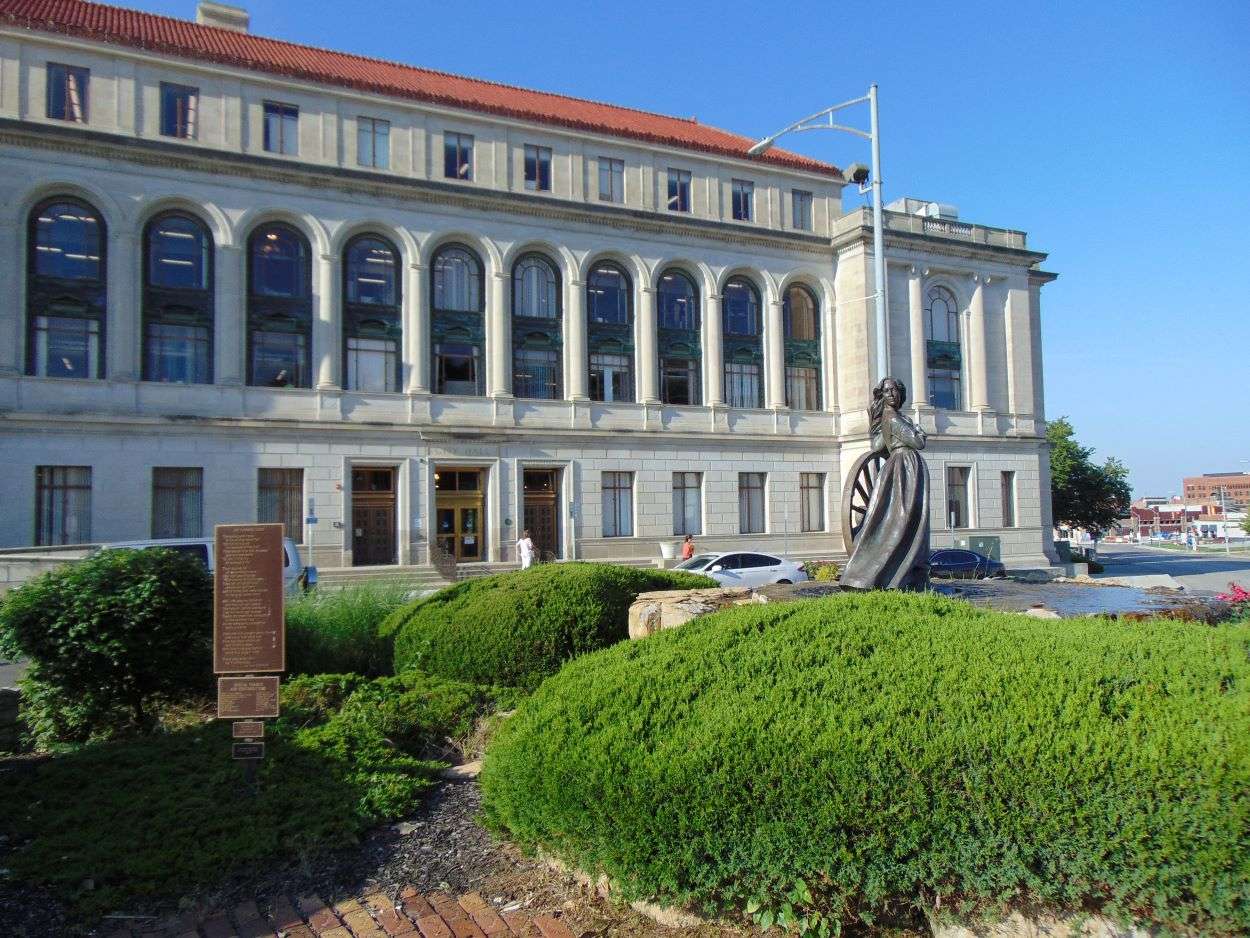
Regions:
[[0, 778, 767, 938]]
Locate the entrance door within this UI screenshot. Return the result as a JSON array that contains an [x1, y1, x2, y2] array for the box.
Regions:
[[434, 467, 485, 561], [351, 467, 396, 566], [522, 468, 560, 560]]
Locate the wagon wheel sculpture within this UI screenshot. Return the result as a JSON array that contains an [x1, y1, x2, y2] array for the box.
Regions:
[[841, 450, 888, 554]]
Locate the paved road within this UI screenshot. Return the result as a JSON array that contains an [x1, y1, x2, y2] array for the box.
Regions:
[[1097, 542, 1250, 594]]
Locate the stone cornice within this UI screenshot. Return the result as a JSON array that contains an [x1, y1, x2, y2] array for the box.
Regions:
[[0, 118, 835, 258], [832, 213, 1048, 269]]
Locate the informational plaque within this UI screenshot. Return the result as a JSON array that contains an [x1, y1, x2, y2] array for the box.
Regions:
[[217, 676, 280, 719], [232, 720, 265, 739], [232, 742, 265, 761], [213, 523, 285, 674]]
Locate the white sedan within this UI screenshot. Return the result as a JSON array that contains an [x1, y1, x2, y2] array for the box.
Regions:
[[674, 551, 809, 588]]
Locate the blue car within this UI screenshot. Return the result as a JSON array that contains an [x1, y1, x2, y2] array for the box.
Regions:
[[928, 548, 1006, 579]]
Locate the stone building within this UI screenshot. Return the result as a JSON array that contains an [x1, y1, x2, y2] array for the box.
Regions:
[[0, 0, 1059, 571]]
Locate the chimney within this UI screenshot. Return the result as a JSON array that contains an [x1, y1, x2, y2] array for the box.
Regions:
[[196, 2, 249, 33]]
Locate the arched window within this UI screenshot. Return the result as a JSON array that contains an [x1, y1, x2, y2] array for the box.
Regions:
[[657, 268, 701, 406], [586, 262, 633, 403], [925, 285, 962, 409], [511, 253, 561, 399], [722, 276, 762, 409], [247, 223, 311, 388], [343, 234, 401, 393], [26, 197, 106, 379], [430, 243, 484, 395], [782, 283, 821, 410], [143, 211, 213, 384]]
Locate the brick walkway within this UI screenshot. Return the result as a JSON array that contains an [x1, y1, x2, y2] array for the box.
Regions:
[[103, 888, 577, 938]]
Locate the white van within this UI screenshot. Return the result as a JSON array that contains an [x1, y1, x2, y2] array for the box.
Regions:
[[97, 537, 306, 596]]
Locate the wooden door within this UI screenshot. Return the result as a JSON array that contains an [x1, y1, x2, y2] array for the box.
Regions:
[[351, 468, 396, 566], [524, 501, 556, 559]]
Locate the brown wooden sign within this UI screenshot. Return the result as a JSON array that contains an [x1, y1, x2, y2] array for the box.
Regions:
[[217, 676, 280, 719], [232, 742, 265, 760], [232, 720, 265, 739], [213, 523, 285, 674]]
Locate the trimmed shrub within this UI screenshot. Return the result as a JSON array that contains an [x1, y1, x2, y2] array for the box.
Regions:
[[0, 548, 213, 746], [482, 592, 1250, 935], [384, 563, 715, 688], [285, 583, 409, 676]]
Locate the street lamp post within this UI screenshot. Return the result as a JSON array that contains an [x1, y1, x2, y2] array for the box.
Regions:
[[749, 85, 888, 382]]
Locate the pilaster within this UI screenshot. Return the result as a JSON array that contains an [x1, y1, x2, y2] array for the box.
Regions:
[[406, 261, 428, 393], [566, 278, 588, 400], [969, 274, 989, 410], [705, 291, 724, 405], [314, 251, 341, 390], [765, 298, 786, 409], [216, 244, 244, 386], [488, 269, 511, 398], [106, 231, 139, 382], [0, 219, 19, 375], [907, 266, 927, 406], [638, 285, 659, 404]]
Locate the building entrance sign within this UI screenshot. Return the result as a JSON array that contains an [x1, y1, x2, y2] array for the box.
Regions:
[[213, 523, 285, 673]]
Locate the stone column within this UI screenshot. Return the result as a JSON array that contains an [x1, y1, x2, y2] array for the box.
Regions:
[[315, 252, 341, 390], [406, 262, 429, 393], [969, 275, 989, 409], [566, 278, 588, 400], [908, 267, 927, 405], [106, 231, 139, 382], [0, 220, 20, 375], [705, 292, 724, 405], [765, 297, 786, 408], [638, 285, 659, 403], [488, 269, 511, 398], [216, 244, 245, 385]]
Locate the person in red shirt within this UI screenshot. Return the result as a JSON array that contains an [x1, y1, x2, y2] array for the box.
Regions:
[[681, 534, 695, 560]]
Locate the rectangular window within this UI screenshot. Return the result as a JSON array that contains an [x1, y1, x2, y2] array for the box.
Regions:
[[1001, 471, 1017, 528], [145, 322, 210, 384], [792, 189, 813, 231], [444, 131, 474, 180], [251, 331, 308, 388], [35, 466, 91, 545], [660, 358, 701, 406], [258, 467, 303, 544], [33, 315, 101, 379], [152, 467, 203, 538], [160, 82, 198, 139], [667, 168, 691, 212], [46, 62, 89, 122], [731, 179, 754, 221], [346, 336, 398, 393], [263, 101, 299, 155], [598, 157, 624, 203], [514, 347, 560, 400], [785, 366, 820, 410], [800, 472, 825, 532], [672, 472, 702, 536], [602, 471, 634, 538], [434, 341, 483, 395], [738, 472, 766, 534], [524, 144, 552, 191], [357, 116, 390, 169], [725, 361, 761, 409], [929, 374, 961, 411], [589, 352, 633, 403], [947, 466, 971, 529]]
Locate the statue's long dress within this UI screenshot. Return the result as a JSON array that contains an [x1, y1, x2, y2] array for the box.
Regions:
[[840, 409, 930, 590]]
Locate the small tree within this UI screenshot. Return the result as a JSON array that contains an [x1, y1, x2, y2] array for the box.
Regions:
[[1047, 417, 1132, 537], [0, 548, 213, 745]]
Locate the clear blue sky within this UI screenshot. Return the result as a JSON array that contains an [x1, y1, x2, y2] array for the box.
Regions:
[[139, 0, 1250, 496]]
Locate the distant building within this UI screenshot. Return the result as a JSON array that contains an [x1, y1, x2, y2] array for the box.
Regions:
[[1183, 473, 1250, 509]]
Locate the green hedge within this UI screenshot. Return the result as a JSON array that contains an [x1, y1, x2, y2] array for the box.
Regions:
[[383, 563, 714, 688], [285, 583, 410, 677], [0, 547, 213, 746], [481, 592, 1250, 935]]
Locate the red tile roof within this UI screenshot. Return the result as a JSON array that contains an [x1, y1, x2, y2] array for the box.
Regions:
[[0, 0, 841, 178]]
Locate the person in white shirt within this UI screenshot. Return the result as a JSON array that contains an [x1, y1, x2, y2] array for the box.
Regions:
[[516, 529, 535, 569]]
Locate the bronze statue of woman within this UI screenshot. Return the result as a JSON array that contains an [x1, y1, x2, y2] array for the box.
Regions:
[[840, 377, 931, 590]]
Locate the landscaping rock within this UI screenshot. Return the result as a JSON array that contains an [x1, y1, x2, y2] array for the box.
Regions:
[[932, 911, 1152, 938], [1022, 606, 1062, 619], [440, 760, 482, 781], [627, 588, 753, 639]]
